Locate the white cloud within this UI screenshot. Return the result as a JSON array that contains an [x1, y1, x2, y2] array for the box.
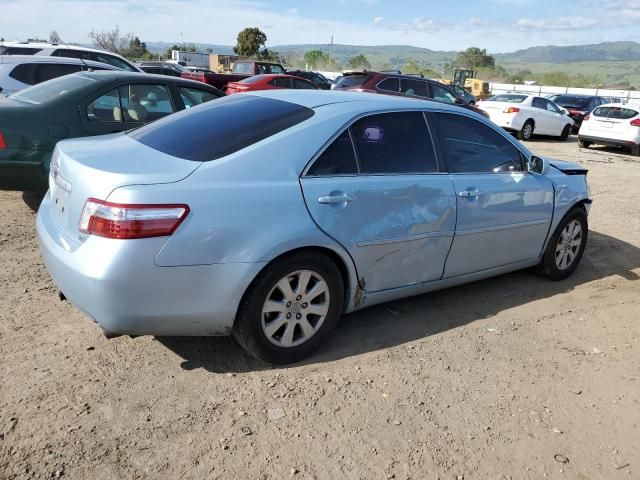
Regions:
[[514, 17, 600, 31], [373, 16, 384, 26]]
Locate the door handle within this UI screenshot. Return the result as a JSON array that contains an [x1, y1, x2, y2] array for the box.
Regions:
[[318, 194, 353, 204], [458, 190, 483, 197]]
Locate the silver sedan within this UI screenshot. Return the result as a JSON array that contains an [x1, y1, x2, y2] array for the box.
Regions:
[[37, 90, 591, 363]]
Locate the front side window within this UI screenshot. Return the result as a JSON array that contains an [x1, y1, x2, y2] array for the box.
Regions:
[[432, 113, 524, 174], [53, 49, 90, 60], [269, 77, 292, 88], [293, 78, 316, 90], [400, 79, 429, 97], [546, 101, 561, 113], [178, 87, 221, 109], [430, 83, 457, 104]]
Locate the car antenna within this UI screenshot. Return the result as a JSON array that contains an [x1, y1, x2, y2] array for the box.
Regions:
[[59, 37, 93, 71]]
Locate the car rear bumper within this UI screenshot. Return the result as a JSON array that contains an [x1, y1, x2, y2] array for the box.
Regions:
[[0, 149, 51, 191], [579, 134, 639, 149], [36, 192, 265, 337], [485, 113, 526, 132]]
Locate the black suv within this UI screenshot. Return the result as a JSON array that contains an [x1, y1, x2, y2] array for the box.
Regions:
[[334, 71, 489, 117], [136, 62, 188, 77], [549, 94, 607, 131]]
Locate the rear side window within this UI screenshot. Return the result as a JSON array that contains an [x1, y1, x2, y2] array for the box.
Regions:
[[430, 83, 457, 104], [90, 52, 137, 72], [9, 64, 34, 84], [593, 106, 638, 119], [128, 95, 314, 162], [0, 46, 41, 55], [352, 112, 437, 174], [336, 74, 370, 88], [269, 77, 291, 88], [432, 113, 524, 173], [33, 63, 81, 84], [377, 77, 399, 92], [307, 130, 358, 176], [293, 78, 316, 89], [400, 79, 428, 97]]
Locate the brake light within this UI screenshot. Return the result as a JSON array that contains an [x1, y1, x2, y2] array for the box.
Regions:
[[503, 107, 520, 113], [0, 132, 6, 149], [631, 119, 640, 127], [583, 114, 590, 122], [78, 198, 189, 239]]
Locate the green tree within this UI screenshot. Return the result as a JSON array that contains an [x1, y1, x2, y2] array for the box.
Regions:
[[165, 43, 197, 57], [454, 47, 495, 69], [346, 54, 371, 70], [304, 50, 328, 69], [234, 27, 267, 57], [125, 36, 148, 59]]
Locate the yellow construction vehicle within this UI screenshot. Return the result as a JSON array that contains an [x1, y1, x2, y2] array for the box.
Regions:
[[448, 69, 492, 100]]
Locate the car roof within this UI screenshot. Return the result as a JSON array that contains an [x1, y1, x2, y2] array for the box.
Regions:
[[0, 55, 120, 69], [244, 89, 470, 113], [554, 93, 599, 99], [2, 41, 115, 55]]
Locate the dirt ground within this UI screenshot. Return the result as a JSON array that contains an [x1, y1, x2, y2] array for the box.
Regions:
[[1, 137, 639, 480]]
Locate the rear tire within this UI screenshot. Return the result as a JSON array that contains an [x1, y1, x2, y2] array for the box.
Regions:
[[538, 208, 588, 281], [233, 252, 344, 364], [517, 120, 534, 141], [560, 124, 571, 141], [578, 138, 591, 148], [631, 145, 640, 157]]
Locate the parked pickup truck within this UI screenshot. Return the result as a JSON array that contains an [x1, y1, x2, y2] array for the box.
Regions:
[[181, 60, 287, 90]]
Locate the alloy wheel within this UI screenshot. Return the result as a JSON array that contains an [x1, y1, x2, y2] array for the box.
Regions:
[[261, 270, 331, 348], [555, 220, 583, 270]]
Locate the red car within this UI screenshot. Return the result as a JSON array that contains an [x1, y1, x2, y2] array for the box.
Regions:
[[225, 74, 318, 94]]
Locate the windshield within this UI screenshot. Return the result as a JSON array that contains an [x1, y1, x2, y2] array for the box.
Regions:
[[487, 94, 527, 103], [10, 74, 95, 104], [552, 95, 590, 108], [128, 94, 314, 162]]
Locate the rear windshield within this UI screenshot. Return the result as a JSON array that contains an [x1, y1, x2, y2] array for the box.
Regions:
[[552, 95, 589, 108], [593, 106, 638, 119], [233, 63, 253, 74], [128, 94, 315, 162], [336, 74, 371, 88], [487, 94, 527, 103], [10, 73, 95, 104], [240, 75, 266, 84]]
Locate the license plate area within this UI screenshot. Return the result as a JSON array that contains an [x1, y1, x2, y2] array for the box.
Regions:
[[51, 174, 72, 227]]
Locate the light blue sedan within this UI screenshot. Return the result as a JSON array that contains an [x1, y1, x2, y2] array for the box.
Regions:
[[37, 90, 592, 364]]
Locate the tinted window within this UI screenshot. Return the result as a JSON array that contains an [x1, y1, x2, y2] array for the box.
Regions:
[[87, 89, 121, 122], [9, 64, 34, 84], [293, 78, 316, 89], [433, 113, 523, 173], [593, 106, 638, 119], [178, 87, 221, 109], [400, 79, 429, 97], [307, 130, 358, 176], [90, 52, 136, 71], [487, 94, 526, 103], [430, 83, 457, 104], [53, 49, 90, 60], [377, 77, 399, 92], [552, 95, 590, 108], [351, 112, 437, 174], [33, 63, 81, 83], [161, 68, 181, 77], [10, 74, 96, 105], [269, 77, 291, 88], [141, 67, 163, 75], [240, 75, 266, 84], [532, 97, 546, 109], [0, 46, 41, 55], [336, 74, 370, 88], [128, 95, 314, 162], [118, 84, 174, 122]]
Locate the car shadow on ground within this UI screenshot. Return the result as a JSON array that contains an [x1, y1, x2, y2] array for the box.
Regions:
[[21, 191, 45, 212], [158, 230, 640, 373]]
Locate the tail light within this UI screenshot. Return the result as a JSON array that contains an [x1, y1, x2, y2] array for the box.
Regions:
[[631, 119, 640, 127], [78, 198, 189, 239], [503, 107, 520, 113], [583, 114, 590, 122], [0, 132, 7, 149]]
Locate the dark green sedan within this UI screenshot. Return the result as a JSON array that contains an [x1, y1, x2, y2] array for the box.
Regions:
[[0, 71, 224, 191]]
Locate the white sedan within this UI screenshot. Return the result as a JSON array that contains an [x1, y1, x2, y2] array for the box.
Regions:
[[478, 94, 574, 141], [578, 103, 640, 156]]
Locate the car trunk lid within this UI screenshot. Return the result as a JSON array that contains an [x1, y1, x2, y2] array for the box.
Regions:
[[49, 133, 200, 244]]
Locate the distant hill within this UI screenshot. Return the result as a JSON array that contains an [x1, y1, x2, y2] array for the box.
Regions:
[[146, 41, 235, 55], [496, 41, 640, 63]]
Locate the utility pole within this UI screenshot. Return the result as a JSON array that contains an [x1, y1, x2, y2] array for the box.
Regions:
[[180, 32, 183, 52], [328, 35, 333, 70]]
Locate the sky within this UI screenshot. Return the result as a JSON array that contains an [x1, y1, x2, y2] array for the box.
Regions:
[[2, 0, 640, 53]]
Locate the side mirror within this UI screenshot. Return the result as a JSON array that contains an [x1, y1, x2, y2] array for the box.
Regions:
[[527, 155, 548, 175], [454, 98, 465, 105]]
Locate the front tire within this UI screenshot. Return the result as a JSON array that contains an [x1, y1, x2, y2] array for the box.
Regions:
[[538, 208, 588, 281], [560, 124, 571, 141], [578, 138, 591, 148], [233, 252, 344, 364], [517, 120, 534, 141]]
